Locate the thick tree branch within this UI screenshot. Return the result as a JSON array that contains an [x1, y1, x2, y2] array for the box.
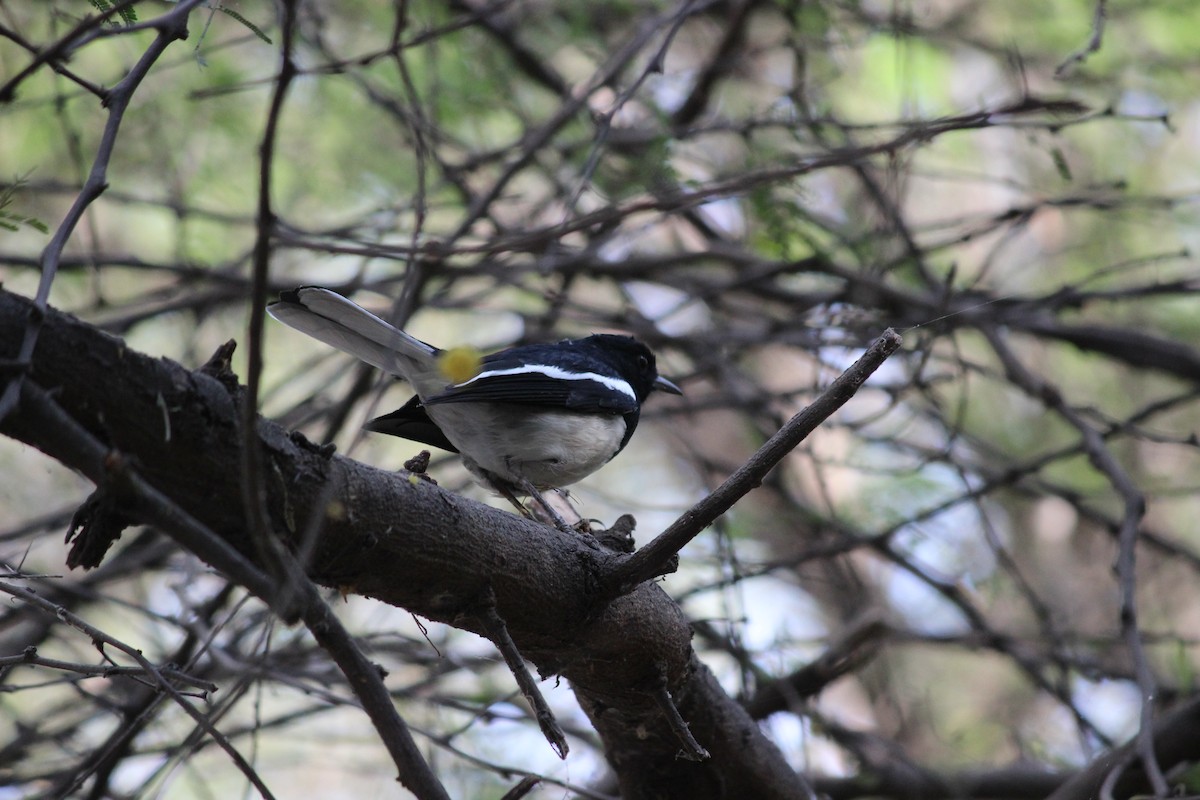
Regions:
[[0, 287, 806, 798], [12, 373, 450, 799]]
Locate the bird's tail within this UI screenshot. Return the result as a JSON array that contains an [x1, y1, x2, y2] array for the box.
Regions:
[[268, 287, 439, 384]]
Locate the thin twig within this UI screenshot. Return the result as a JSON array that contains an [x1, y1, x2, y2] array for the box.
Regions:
[[982, 326, 1164, 796], [499, 776, 541, 800], [1056, 0, 1109, 77], [475, 586, 569, 758], [0, 648, 217, 694], [297, 584, 453, 800], [0, 579, 278, 800], [0, 0, 205, 425], [445, 0, 716, 245], [605, 328, 903, 593], [0, 0, 148, 101], [241, 0, 302, 614], [651, 678, 709, 761], [743, 613, 889, 718]]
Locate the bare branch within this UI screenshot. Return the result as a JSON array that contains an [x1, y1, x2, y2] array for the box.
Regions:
[[651, 678, 710, 761], [606, 329, 903, 593], [475, 586, 569, 759], [0, 578, 278, 800], [0, 0, 205, 422], [982, 326, 1162, 794], [1056, 0, 1109, 77]]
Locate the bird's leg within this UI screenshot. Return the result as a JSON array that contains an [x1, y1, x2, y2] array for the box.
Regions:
[[480, 458, 577, 533], [519, 478, 576, 534], [493, 481, 531, 518], [490, 475, 575, 534]]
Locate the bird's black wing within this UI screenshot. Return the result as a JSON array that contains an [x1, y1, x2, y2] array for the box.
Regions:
[[423, 351, 638, 414], [365, 395, 458, 452]]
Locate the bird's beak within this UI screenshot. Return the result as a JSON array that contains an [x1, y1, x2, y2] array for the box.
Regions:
[[654, 375, 683, 395]]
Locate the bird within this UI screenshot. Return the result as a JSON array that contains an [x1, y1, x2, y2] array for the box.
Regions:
[[267, 286, 682, 528]]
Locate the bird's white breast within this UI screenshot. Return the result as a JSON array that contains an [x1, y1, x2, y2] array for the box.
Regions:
[[426, 404, 627, 489]]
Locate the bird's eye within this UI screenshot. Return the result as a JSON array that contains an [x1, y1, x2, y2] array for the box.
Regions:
[[637, 355, 649, 371]]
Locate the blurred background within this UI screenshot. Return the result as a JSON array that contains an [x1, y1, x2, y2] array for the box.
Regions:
[[3, 1, 1200, 797]]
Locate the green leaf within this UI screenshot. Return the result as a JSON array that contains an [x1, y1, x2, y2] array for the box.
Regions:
[[217, 6, 273, 44], [87, 0, 137, 26], [1051, 146, 1073, 181], [0, 175, 50, 235]]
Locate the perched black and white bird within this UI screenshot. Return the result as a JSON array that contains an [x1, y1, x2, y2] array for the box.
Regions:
[[267, 287, 681, 522]]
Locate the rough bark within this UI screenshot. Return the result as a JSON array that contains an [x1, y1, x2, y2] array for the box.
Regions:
[[0, 287, 807, 798]]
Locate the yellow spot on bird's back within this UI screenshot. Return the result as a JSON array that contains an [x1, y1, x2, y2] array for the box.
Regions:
[[438, 346, 483, 385]]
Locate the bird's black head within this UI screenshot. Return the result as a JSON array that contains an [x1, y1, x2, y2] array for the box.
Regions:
[[578, 334, 682, 402]]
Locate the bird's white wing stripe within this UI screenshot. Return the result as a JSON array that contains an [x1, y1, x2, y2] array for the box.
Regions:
[[456, 364, 636, 400]]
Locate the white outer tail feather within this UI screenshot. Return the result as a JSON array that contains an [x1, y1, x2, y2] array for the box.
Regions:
[[267, 287, 441, 392]]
